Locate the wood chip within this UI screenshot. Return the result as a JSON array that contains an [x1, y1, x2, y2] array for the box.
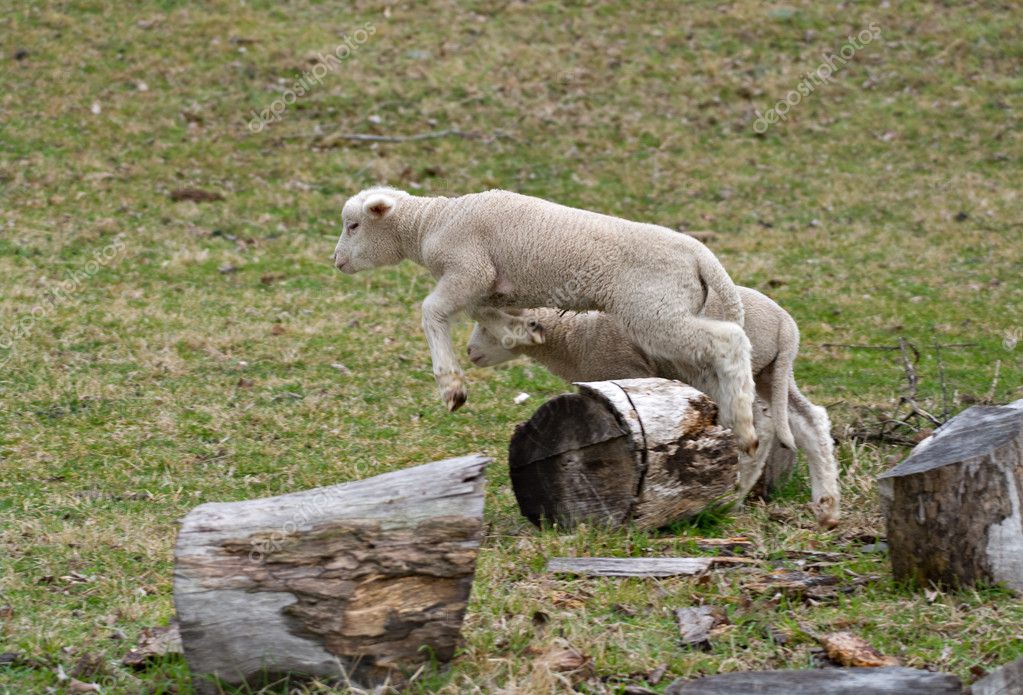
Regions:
[[676, 605, 728, 647], [820, 631, 900, 668]]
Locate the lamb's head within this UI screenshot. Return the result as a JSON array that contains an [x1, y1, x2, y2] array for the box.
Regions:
[[333, 187, 410, 273], [466, 323, 518, 367]]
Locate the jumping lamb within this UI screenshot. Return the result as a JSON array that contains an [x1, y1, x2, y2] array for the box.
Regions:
[[466, 287, 841, 527], [332, 187, 759, 454]]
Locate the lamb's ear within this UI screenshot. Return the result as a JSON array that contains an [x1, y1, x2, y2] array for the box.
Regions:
[[363, 193, 396, 218]]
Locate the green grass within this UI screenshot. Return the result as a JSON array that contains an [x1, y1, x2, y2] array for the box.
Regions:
[[1, 0, 1021, 692]]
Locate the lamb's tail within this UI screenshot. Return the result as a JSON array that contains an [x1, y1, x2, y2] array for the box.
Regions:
[[771, 313, 799, 450], [696, 249, 744, 327]]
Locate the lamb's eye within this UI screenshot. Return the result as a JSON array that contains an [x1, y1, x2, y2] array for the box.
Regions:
[[348, 222, 359, 233]]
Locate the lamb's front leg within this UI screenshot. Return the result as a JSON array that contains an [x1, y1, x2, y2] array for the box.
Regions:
[[421, 273, 492, 412]]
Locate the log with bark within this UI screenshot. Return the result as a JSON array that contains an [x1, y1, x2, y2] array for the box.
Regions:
[[877, 399, 1023, 592], [508, 378, 739, 530], [173, 453, 490, 693]]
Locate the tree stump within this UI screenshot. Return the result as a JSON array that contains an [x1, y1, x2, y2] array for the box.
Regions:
[[877, 400, 1023, 592], [173, 454, 490, 693], [508, 378, 738, 530]]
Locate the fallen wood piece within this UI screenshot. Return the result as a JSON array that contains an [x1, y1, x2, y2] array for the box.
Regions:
[[546, 557, 712, 577], [741, 569, 842, 599], [971, 654, 1023, 695], [509, 378, 738, 530], [695, 537, 754, 552], [173, 454, 490, 694], [664, 667, 964, 694], [877, 399, 1023, 592], [676, 605, 728, 647]]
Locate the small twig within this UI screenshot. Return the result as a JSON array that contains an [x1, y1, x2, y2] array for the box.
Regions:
[[986, 360, 1002, 404], [897, 338, 942, 427], [819, 343, 902, 351], [933, 338, 950, 421], [817, 342, 976, 350], [897, 338, 920, 400], [331, 129, 473, 143]]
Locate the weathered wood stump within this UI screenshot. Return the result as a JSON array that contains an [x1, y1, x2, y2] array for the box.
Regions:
[[509, 378, 739, 530], [877, 400, 1023, 592], [173, 454, 490, 693]]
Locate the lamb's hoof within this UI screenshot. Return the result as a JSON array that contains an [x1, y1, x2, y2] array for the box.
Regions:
[[438, 375, 467, 412], [525, 318, 545, 345], [740, 435, 759, 457], [444, 386, 467, 412], [811, 497, 840, 529]]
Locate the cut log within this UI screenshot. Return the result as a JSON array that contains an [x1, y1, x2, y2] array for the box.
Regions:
[[972, 654, 1023, 695], [546, 557, 713, 577], [664, 667, 964, 694], [173, 454, 490, 694], [509, 378, 739, 530], [877, 400, 1023, 592]]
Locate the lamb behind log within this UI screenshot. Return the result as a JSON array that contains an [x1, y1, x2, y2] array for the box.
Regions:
[[467, 287, 840, 527]]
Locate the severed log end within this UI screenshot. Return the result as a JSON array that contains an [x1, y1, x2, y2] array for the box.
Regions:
[[173, 454, 490, 693], [508, 378, 739, 531]]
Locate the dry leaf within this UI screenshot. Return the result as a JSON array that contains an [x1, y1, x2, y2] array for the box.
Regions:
[[531, 639, 593, 683], [122, 621, 183, 669], [676, 605, 728, 647], [549, 590, 588, 609], [647, 663, 668, 685], [820, 631, 900, 667]]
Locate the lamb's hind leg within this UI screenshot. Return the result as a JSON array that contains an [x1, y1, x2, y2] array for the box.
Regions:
[[628, 314, 758, 455], [789, 381, 841, 527]]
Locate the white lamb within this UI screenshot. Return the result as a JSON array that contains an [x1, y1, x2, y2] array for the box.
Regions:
[[466, 287, 841, 528], [332, 187, 759, 454]]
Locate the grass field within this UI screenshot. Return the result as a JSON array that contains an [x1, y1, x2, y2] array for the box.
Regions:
[[1, 1, 1021, 692]]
